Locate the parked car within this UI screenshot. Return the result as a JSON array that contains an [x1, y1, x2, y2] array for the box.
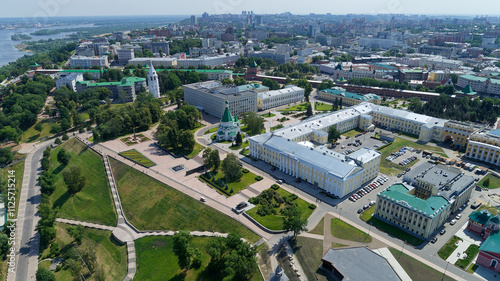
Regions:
[[440, 229, 446, 235], [456, 214, 462, 220], [200, 197, 206, 202], [431, 237, 438, 243], [357, 209, 364, 214], [450, 219, 457, 225]]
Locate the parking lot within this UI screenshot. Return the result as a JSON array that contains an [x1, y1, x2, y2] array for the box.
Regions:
[[331, 130, 386, 155]]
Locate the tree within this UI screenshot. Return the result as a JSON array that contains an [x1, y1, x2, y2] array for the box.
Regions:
[[234, 76, 247, 86], [179, 130, 195, 151], [62, 166, 85, 194], [0, 147, 13, 166], [222, 153, 242, 182], [172, 230, 194, 269], [34, 122, 43, 132], [328, 126, 341, 143], [210, 149, 220, 172], [241, 112, 264, 136], [305, 104, 313, 117], [221, 78, 233, 85], [62, 133, 69, 141], [262, 78, 280, 90], [294, 79, 313, 102], [54, 138, 62, 145], [41, 157, 50, 171], [0, 234, 9, 259], [67, 225, 84, 243], [36, 268, 56, 281], [484, 177, 490, 187], [235, 131, 243, 147], [282, 204, 308, 238], [56, 149, 70, 165]]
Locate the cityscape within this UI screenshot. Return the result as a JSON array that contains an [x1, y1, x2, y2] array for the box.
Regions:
[[2, 3, 500, 281]]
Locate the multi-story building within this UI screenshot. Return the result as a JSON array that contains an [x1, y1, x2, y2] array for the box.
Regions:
[[248, 50, 290, 65], [76, 77, 146, 103], [69, 56, 108, 69], [249, 107, 381, 198], [183, 81, 258, 118], [159, 69, 233, 81], [374, 183, 451, 239], [441, 121, 482, 148], [318, 87, 381, 106], [467, 210, 500, 273], [419, 56, 463, 70], [128, 57, 178, 67], [56, 73, 83, 91], [466, 129, 500, 166], [456, 75, 500, 96], [257, 85, 304, 110], [117, 48, 135, 63], [177, 53, 239, 68]]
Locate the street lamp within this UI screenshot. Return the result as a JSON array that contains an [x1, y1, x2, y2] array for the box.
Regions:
[[338, 208, 342, 219], [441, 261, 449, 281]]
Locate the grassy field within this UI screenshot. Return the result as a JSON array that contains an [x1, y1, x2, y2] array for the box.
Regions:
[[199, 169, 259, 197], [110, 158, 260, 242], [377, 137, 446, 175], [477, 173, 500, 189], [314, 102, 333, 111], [229, 140, 250, 151], [279, 102, 310, 112], [438, 236, 463, 260], [20, 119, 53, 143], [204, 127, 218, 135], [271, 124, 285, 131], [331, 218, 372, 243], [342, 128, 365, 138], [119, 149, 156, 168], [455, 244, 480, 269], [241, 125, 266, 136], [39, 222, 127, 281], [309, 217, 324, 235], [134, 236, 263, 281], [365, 216, 423, 246], [246, 188, 315, 230], [261, 112, 276, 118], [290, 236, 328, 281], [389, 248, 455, 281], [360, 205, 375, 221], [120, 134, 150, 146], [169, 142, 204, 159], [49, 138, 117, 226]]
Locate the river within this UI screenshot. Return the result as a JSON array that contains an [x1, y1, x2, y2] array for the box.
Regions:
[[0, 24, 93, 67]]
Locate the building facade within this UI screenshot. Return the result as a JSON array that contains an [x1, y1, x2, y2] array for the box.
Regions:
[[456, 75, 500, 96], [183, 81, 258, 118], [76, 77, 146, 103], [217, 101, 241, 141], [69, 56, 108, 69], [467, 210, 500, 273], [257, 85, 304, 110], [56, 73, 83, 91], [318, 87, 381, 106], [466, 129, 500, 166]]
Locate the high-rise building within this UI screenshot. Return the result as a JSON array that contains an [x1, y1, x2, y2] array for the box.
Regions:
[[309, 25, 321, 37], [256, 15, 263, 25], [191, 15, 197, 25]]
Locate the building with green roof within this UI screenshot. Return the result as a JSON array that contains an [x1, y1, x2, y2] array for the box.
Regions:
[[374, 183, 451, 239], [76, 77, 146, 103], [457, 74, 500, 96], [318, 87, 382, 106], [217, 100, 241, 141], [467, 209, 500, 273]]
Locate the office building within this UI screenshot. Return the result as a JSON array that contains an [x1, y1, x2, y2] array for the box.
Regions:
[[318, 87, 382, 106], [128, 57, 178, 67], [56, 73, 84, 91], [191, 15, 197, 25], [76, 77, 146, 103], [257, 85, 304, 110], [456, 75, 500, 96], [69, 56, 108, 69], [117, 48, 135, 63], [183, 81, 258, 118]]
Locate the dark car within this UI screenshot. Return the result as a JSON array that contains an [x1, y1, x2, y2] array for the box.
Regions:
[[431, 237, 438, 243], [440, 229, 446, 235], [357, 209, 364, 214], [236, 202, 248, 210]]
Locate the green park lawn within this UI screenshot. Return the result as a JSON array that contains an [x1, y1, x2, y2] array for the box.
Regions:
[[331, 218, 372, 243], [49, 138, 117, 226], [377, 137, 446, 175], [314, 102, 333, 111], [342, 128, 365, 138], [135, 236, 263, 281], [261, 112, 276, 118], [241, 125, 266, 136], [20, 119, 53, 143], [199, 168, 259, 196], [229, 140, 249, 151], [246, 188, 315, 230], [455, 244, 480, 269], [364, 215, 424, 246], [109, 158, 260, 242], [389, 248, 455, 281], [279, 102, 309, 112], [167, 142, 204, 159], [119, 149, 156, 168], [309, 217, 324, 235], [39, 222, 127, 281], [438, 236, 463, 260], [289, 236, 328, 281], [204, 127, 218, 135], [477, 173, 500, 189], [360, 205, 375, 221]]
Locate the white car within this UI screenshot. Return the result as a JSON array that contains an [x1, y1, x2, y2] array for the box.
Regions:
[[450, 219, 457, 225], [456, 214, 462, 220]]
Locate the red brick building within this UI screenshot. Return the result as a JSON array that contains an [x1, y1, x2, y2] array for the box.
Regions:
[[467, 210, 500, 273]]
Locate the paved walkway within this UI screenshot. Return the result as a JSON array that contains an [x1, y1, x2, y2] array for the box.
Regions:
[[446, 222, 483, 264], [373, 247, 413, 281]]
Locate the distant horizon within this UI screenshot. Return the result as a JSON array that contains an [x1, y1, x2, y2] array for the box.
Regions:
[[1, 0, 500, 19]]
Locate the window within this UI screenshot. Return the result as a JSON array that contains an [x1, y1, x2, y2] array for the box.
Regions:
[[491, 260, 498, 268]]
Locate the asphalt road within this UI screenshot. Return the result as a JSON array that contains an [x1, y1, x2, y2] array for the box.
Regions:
[[15, 142, 52, 281]]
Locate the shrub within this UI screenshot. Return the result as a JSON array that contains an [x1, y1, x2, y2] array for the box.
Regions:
[[271, 184, 280, 190], [242, 168, 249, 173], [78, 127, 85, 133], [62, 134, 69, 141], [255, 175, 263, 181], [308, 204, 317, 210], [289, 194, 298, 201], [54, 138, 62, 145]]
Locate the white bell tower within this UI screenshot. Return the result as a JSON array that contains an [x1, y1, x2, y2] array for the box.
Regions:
[[147, 60, 160, 98]]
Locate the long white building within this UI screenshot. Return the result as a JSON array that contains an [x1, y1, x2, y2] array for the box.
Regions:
[[257, 85, 304, 110]]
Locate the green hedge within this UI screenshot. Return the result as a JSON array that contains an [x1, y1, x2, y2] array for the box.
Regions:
[[242, 168, 249, 173], [255, 175, 263, 181], [308, 204, 316, 210], [271, 184, 280, 190]]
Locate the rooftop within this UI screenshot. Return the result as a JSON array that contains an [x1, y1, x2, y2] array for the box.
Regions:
[[378, 183, 450, 218], [480, 231, 500, 254], [321, 247, 401, 281]]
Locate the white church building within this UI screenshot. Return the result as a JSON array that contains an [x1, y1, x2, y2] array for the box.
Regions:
[[147, 61, 160, 98], [216, 101, 241, 141]]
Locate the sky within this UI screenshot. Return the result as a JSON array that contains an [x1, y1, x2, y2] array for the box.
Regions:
[[1, 0, 500, 18]]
